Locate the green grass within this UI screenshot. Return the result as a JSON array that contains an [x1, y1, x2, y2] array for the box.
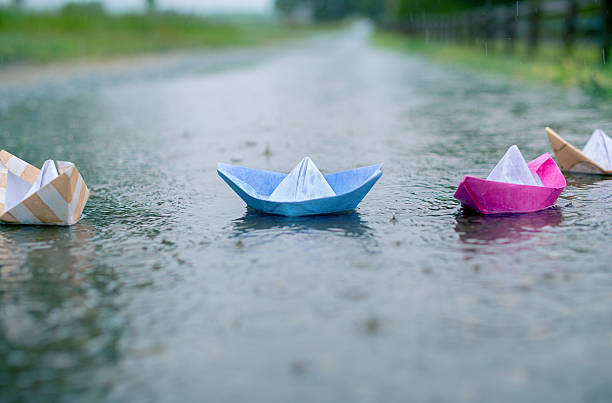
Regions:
[[373, 31, 612, 97], [0, 8, 334, 64]]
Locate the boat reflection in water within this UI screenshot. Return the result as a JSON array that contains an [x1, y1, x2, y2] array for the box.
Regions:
[[0, 223, 96, 279], [0, 232, 20, 277], [231, 208, 374, 239], [454, 207, 563, 244]]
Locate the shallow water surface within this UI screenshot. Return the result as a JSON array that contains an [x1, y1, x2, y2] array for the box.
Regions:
[[1, 24, 612, 403]]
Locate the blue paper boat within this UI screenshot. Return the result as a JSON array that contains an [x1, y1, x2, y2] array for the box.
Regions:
[[218, 157, 382, 217]]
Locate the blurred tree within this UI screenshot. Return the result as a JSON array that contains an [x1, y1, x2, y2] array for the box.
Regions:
[[389, 0, 481, 17], [61, 1, 105, 15], [275, 0, 303, 16], [146, 0, 156, 13], [275, 0, 385, 21], [356, 0, 385, 19], [11, 0, 24, 8], [384, 0, 519, 25], [311, 0, 351, 20], [275, 0, 314, 22], [273, 0, 526, 22]]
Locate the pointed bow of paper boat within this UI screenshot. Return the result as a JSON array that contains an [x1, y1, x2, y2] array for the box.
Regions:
[[218, 158, 382, 217], [454, 153, 566, 214], [0, 150, 90, 225], [546, 127, 612, 175]]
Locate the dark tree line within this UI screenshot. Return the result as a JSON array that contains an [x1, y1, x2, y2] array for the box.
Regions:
[[275, 0, 518, 21], [275, 0, 385, 21], [387, 0, 519, 15]]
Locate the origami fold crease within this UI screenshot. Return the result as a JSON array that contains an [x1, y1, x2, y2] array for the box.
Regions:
[[582, 129, 612, 170], [268, 157, 335, 202], [486, 145, 543, 186], [0, 150, 90, 225]]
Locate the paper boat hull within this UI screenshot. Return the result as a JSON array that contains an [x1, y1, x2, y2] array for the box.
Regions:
[[546, 127, 612, 175], [454, 153, 566, 214], [0, 151, 89, 225], [218, 163, 382, 217]]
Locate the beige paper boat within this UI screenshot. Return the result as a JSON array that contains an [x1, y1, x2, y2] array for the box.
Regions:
[[545, 127, 612, 175], [0, 150, 90, 225]]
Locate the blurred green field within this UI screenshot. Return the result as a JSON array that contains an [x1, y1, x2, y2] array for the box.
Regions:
[[0, 6, 331, 64], [374, 31, 612, 98]]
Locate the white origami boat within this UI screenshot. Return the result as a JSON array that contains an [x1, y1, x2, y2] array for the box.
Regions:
[[0, 150, 89, 225]]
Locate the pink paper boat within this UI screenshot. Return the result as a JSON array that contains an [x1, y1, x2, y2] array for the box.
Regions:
[[454, 153, 566, 214]]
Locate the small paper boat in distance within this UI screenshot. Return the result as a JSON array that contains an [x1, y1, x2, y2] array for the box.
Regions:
[[454, 153, 566, 214], [218, 158, 382, 217], [546, 127, 612, 175], [0, 150, 90, 225]]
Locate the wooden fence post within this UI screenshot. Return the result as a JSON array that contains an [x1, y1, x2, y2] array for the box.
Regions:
[[485, 5, 496, 53], [504, 4, 517, 53], [391, 0, 612, 63], [564, 0, 578, 56], [527, 1, 541, 56], [462, 14, 470, 44], [479, 9, 488, 43], [467, 12, 476, 46], [604, 0, 612, 64], [456, 15, 463, 43]]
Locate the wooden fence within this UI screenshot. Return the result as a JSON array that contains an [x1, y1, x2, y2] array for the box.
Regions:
[[392, 0, 612, 65]]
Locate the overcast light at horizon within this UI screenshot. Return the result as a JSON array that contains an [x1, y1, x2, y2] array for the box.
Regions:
[[0, 0, 273, 13]]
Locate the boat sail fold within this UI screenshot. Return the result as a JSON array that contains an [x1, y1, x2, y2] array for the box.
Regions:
[[582, 129, 612, 171], [486, 145, 543, 186], [269, 157, 336, 202]]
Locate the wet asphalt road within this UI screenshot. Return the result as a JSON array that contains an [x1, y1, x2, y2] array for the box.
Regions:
[[1, 23, 612, 403]]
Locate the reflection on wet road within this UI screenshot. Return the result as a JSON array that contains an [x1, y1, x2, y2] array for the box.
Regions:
[[1, 23, 612, 403], [455, 207, 564, 244]]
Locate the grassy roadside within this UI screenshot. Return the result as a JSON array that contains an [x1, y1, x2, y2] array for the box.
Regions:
[[373, 31, 612, 98], [0, 7, 337, 64]]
